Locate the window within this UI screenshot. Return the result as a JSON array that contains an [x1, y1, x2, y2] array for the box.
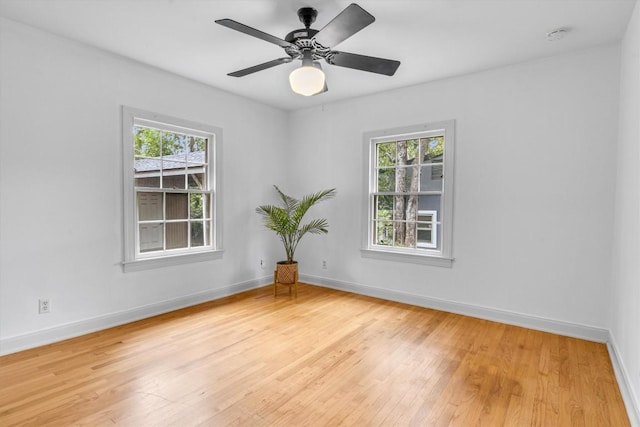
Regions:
[[122, 107, 222, 271], [362, 120, 454, 267]]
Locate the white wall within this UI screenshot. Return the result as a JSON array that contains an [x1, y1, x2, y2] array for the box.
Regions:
[[0, 12, 637, 423], [0, 11, 627, 368], [0, 18, 287, 350], [611, 0, 640, 423], [288, 45, 620, 333]]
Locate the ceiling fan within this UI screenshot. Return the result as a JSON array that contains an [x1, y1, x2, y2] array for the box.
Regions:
[[215, 3, 401, 96]]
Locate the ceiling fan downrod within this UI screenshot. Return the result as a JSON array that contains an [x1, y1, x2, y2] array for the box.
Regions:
[[297, 7, 318, 29]]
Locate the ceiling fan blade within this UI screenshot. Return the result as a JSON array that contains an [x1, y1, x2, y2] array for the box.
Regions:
[[329, 51, 400, 76], [314, 4, 375, 48], [215, 19, 294, 48], [228, 57, 293, 77]]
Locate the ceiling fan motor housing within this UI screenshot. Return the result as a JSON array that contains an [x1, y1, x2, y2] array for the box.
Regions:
[[285, 28, 319, 43], [284, 27, 332, 62]]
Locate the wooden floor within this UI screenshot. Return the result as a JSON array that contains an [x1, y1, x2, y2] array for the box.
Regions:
[[0, 284, 630, 426]]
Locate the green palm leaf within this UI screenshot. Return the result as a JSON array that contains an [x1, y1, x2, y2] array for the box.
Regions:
[[256, 186, 336, 264]]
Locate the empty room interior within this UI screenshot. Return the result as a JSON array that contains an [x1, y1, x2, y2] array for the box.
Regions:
[[1, 0, 639, 425]]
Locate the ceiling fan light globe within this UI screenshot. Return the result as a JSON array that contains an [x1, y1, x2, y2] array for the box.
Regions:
[[289, 66, 325, 96]]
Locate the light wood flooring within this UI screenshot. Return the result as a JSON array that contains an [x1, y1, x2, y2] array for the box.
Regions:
[[0, 284, 630, 426]]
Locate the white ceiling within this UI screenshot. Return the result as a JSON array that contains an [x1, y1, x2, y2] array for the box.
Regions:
[[0, 0, 635, 111]]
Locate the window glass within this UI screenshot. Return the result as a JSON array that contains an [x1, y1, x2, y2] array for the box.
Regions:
[[133, 125, 211, 255], [128, 113, 216, 260], [365, 121, 454, 263]]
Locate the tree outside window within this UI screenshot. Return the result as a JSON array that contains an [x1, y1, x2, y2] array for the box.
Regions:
[[365, 120, 454, 265]]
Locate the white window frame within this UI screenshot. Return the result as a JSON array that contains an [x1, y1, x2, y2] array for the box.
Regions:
[[361, 120, 455, 267], [122, 106, 223, 272]]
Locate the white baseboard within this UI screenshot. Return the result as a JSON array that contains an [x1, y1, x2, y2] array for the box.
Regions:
[[300, 274, 609, 342], [608, 335, 640, 427], [0, 277, 270, 356]]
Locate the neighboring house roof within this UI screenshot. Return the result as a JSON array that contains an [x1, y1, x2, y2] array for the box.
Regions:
[[135, 151, 205, 173]]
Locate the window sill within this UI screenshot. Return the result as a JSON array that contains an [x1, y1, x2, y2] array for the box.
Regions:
[[123, 250, 224, 272], [360, 248, 453, 268]]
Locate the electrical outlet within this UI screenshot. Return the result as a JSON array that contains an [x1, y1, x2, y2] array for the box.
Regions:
[[260, 259, 265, 269], [322, 260, 327, 269], [39, 299, 50, 314]]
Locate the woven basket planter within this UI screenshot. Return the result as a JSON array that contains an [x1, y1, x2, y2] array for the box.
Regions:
[[275, 261, 298, 284]]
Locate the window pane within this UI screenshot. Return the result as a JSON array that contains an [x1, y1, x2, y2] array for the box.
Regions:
[[396, 167, 409, 192], [162, 173, 186, 189], [134, 127, 161, 157], [417, 225, 433, 248], [162, 159, 186, 189], [374, 221, 393, 246], [186, 145, 206, 189], [420, 223, 442, 250], [417, 194, 441, 214], [416, 211, 436, 249], [374, 195, 393, 220], [134, 156, 161, 188], [135, 176, 160, 188], [188, 172, 205, 189], [405, 220, 418, 249], [420, 164, 443, 191], [191, 221, 204, 247], [187, 146, 206, 164], [406, 139, 418, 163], [393, 195, 403, 227], [377, 168, 395, 192], [190, 193, 203, 219], [397, 165, 419, 192], [137, 192, 163, 221], [162, 131, 186, 157], [166, 222, 188, 249], [417, 227, 432, 239], [394, 221, 410, 247], [166, 193, 188, 220], [377, 142, 396, 167], [189, 136, 208, 154], [421, 137, 444, 162], [396, 140, 407, 164], [139, 223, 163, 253]]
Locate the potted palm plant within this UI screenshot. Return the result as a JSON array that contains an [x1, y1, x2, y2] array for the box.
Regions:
[[256, 185, 336, 286]]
